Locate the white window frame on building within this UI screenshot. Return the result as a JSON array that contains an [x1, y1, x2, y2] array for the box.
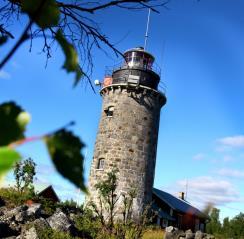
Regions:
[[97, 158, 105, 170], [104, 105, 114, 117]]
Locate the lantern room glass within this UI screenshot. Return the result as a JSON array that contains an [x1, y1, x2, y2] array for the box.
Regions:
[[124, 51, 154, 70]]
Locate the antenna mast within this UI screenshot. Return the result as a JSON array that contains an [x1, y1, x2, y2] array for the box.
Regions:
[[144, 8, 151, 50], [185, 179, 188, 200]]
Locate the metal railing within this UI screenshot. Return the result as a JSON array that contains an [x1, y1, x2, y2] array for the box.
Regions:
[[104, 61, 161, 76]]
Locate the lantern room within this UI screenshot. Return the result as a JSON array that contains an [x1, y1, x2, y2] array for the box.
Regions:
[[123, 47, 155, 70], [102, 47, 162, 91]]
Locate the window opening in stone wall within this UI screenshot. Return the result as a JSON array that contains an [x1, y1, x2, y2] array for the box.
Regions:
[[97, 158, 105, 169], [104, 106, 114, 117]]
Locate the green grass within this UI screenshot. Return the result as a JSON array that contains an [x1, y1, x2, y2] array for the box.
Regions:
[[0, 187, 34, 207], [142, 229, 165, 239]]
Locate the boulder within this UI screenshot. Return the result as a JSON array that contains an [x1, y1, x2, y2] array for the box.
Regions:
[[195, 230, 204, 239], [0, 222, 18, 238], [3, 206, 27, 222], [165, 226, 176, 233], [22, 227, 39, 239], [164, 226, 175, 239], [33, 218, 50, 230], [0, 196, 5, 206], [47, 209, 72, 232], [164, 226, 185, 239], [15, 211, 27, 223], [185, 229, 194, 239], [26, 203, 41, 218]]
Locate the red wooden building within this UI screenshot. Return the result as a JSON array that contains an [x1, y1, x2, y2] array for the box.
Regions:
[[152, 188, 209, 232]]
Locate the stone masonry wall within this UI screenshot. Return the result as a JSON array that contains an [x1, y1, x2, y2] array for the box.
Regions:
[[87, 86, 165, 219]]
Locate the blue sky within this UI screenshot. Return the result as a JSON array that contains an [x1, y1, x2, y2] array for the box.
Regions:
[[1, 0, 244, 221]]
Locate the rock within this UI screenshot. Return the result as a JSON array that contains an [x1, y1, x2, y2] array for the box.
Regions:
[[8, 221, 21, 234], [15, 211, 27, 223], [195, 230, 204, 239], [3, 206, 27, 221], [165, 226, 176, 233], [164, 227, 185, 239], [0, 196, 5, 206], [33, 218, 50, 230], [69, 212, 76, 221], [185, 229, 194, 239], [176, 230, 185, 238], [164, 226, 175, 239], [0, 222, 18, 238], [26, 203, 41, 218], [47, 209, 72, 232], [22, 227, 39, 239]]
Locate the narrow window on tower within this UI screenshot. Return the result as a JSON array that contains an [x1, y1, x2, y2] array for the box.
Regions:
[[104, 106, 114, 117], [97, 158, 105, 170]]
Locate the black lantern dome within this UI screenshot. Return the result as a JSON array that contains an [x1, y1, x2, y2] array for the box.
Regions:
[[110, 47, 160, 90]]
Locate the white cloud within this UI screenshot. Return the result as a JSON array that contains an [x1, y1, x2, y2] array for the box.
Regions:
[[176, 176, 239, 208], [216, 168, 244, 178], [0, 70, 10, 79], [223, 155, 234, 162], [193, 153, 205, 161], [217, 135, 244, 149]]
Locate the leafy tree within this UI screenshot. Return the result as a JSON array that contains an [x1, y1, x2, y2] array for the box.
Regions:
[[229, 212, 244, 239], [206, 207, 221, 235], [205, 208, 244, 239], [222, 217, 231, 238], [14, 157, 36, 193], [91, 168, 119, 230]]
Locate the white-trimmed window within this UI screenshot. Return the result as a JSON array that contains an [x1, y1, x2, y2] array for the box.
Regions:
[[97, 158, 105, 169], [104, 106, 114, 117]]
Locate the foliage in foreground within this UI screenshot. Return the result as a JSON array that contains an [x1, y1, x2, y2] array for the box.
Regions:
[[82, 169, 156, 239], [0, 101, 86, 192], [206, 207, 244, 239], [0, 186, 162, 239], [0, 187, 34, 207], [36, 227, 79, 239]]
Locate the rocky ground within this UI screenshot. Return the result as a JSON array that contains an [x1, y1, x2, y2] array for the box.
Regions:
[[0, 202, 82, 239], [164, 226, 215, 239], [0, 202, 216, 239]]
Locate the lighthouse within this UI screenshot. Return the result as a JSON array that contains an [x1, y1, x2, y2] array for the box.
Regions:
[[87, 47, 166, 218]]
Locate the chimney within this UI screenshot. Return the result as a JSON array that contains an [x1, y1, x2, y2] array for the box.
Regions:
[[179, 192, 185, 200]]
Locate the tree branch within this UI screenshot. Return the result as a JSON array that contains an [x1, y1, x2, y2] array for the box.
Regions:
[[0, 21, 31, 69]]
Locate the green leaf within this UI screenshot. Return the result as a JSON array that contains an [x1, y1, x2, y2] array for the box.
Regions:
[[0, 102, 30, 146], [55, 30, 84, 86], [0, 146, 21, 176], [0, 36, 8, 45], [45, 129, 86, 192], [22, 0, 60, 29]]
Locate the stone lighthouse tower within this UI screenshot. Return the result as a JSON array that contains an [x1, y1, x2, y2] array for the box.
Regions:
[[88, 47, 166, 217]]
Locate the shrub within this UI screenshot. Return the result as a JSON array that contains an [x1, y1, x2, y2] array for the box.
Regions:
[[37, 196, 58, 215], [36, 227, 79, 239], [0, 187, 35, 207], [74, 207, 102, 239]]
